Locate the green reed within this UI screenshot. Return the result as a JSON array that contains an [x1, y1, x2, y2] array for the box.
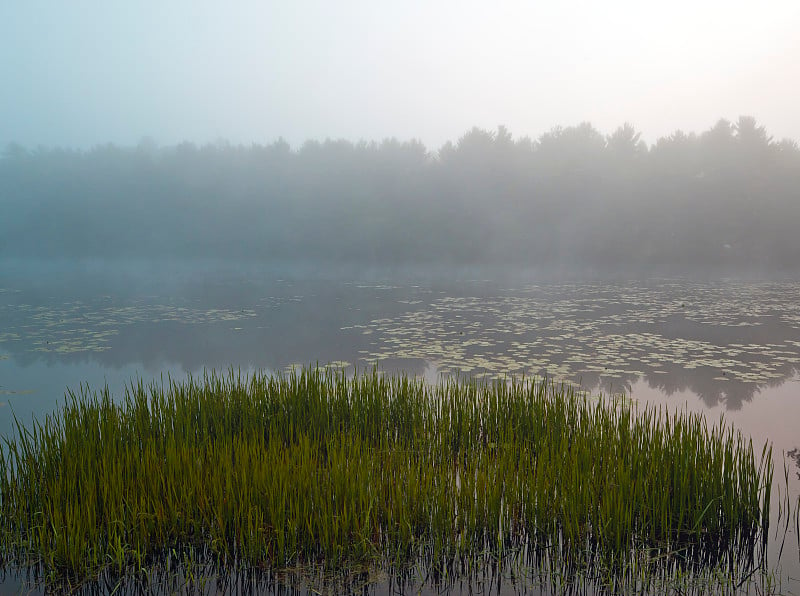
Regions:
[[0, 367, 772, 586]]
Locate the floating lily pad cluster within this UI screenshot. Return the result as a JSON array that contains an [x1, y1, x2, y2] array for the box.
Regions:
[[356, 282, 800, 387], [2, 281, 799, 395], [0, 301, 257, 355]]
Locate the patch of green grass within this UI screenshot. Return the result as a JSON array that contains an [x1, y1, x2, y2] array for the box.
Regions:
[[0, 367, 772, 588]]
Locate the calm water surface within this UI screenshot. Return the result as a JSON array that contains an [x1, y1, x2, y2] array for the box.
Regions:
[[1, 261, 798, 591]]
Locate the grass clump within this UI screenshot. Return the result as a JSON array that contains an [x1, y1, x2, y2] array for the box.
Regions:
[[0, 367, 772, 587]]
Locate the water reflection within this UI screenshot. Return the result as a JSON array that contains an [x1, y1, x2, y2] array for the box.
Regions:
[[356, 282, 800, 409], [1, 270, 799, 592], [790, 448, 800, 480], [2, 277, 799, 414]]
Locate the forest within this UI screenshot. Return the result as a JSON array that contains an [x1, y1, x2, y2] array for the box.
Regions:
[[2, 116, 799, 277]]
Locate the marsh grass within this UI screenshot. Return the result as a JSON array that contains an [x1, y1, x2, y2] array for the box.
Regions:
[[0, 367, 772, 591]]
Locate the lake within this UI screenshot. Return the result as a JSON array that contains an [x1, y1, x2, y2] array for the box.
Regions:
[[1, 259, 799, 592]]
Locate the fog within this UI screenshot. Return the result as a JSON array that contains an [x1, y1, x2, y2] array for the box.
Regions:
[[2, 118, 799, 277], [2, 2, 800, 277], [2, 1, 799, 149], [4, 6, 800, 589]]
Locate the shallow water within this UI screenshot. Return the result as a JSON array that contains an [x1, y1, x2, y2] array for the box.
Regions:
[[1, 262, 798, 591]]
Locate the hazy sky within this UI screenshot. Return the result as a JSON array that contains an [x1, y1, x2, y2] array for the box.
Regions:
[[2, 0, 799, 150]]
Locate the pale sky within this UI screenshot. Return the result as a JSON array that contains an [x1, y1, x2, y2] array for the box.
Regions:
[[2, 0, 799, 149]]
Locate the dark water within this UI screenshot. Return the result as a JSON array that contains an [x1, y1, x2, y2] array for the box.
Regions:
[[1, 259, 799, 592]]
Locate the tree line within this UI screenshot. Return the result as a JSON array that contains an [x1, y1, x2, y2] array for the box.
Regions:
[[2, 117, 799, 276]]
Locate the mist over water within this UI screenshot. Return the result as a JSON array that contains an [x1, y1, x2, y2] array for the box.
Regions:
[[2, 118, 799, 277], [2, 121, 800, 592], [1, 263, 800, 592], [3, 0, 800, 589]]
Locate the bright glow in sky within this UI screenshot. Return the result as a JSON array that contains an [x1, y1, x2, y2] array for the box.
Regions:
[[2, 0, 799, 149]]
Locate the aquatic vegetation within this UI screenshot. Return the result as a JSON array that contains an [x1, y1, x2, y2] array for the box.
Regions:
[[0, 301, 258, 355], [358, 282, 800, 387], [0, 368, 773, 589]]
